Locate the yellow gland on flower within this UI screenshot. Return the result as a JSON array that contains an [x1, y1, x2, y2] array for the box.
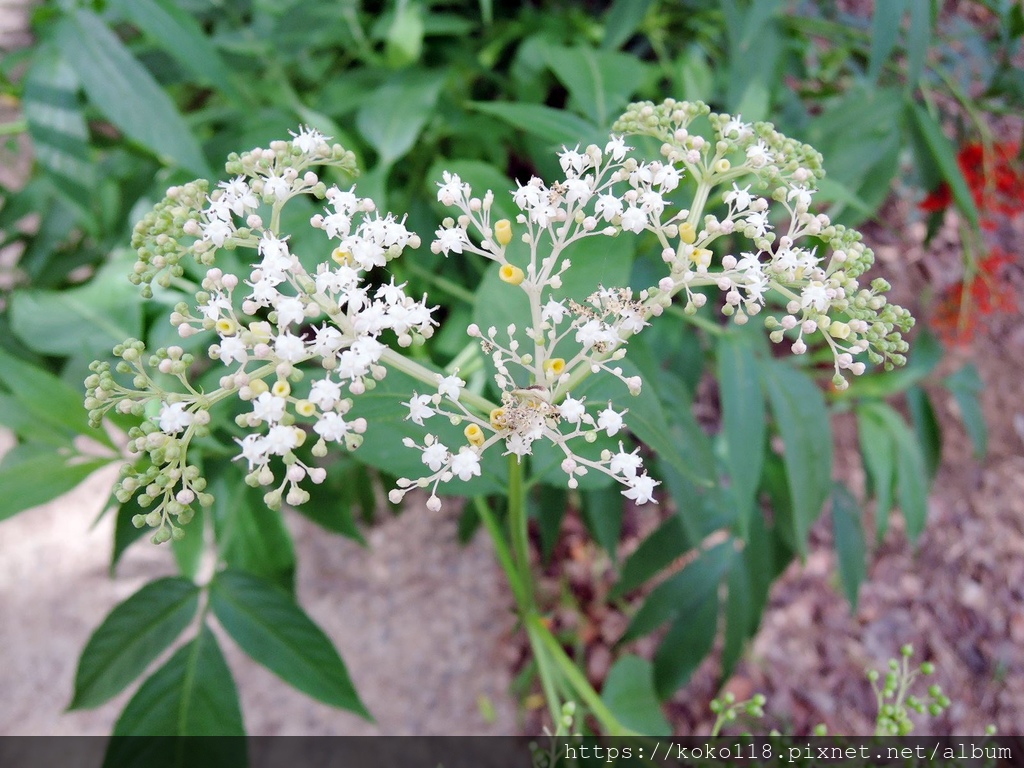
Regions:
[[215, 317, 237, 336], [331, 247, 353, 266], [679, 221, 697, 244], [499, 264, 525, 285], [272, 380, 291, 397], [494, 219, 513, 246], [828, 321, 851, 340], [464, 423, 485, 447], [544, 357, 566, 376], [293, 426, 307, 447], [692, 248, 713, 269], [249, 379, 270, 396], [713, 158, 731, 174], [295, 399, 316, 417], [489, 407, 507, 430]]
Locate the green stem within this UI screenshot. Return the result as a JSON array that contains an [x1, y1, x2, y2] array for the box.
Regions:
[[472, 496, 529, 609], [0, 119, 27, 136], [378, 347, 497, 414], [506, 455, 532, 594], [403, 259, 477, 305]]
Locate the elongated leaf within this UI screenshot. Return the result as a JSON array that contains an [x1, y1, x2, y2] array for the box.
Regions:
[[944, 364, 987, 459], [831, 481, 866, 609], [906, 385, 942, 479], [215, 480, 296, 593], [601, 0, 655, 50], [0, 453, 110, 522], [70, 577, 200, 710], [23, 45, 94, 216], [56, 9, 209, 176], [108, 627, 245, 763], [717, 329, 766, 538], [868, 0, 907, 83], [210, 569, 369, 718], [611, 516, 689, 599], [582, 489, 623, 560], [601, 655, 671, 735], [111, 499, 150, 574], [721, 556, 752, 682], [857, 404, 895, 542], [469, 101, 602, 148], [623, 541, 733, 642], [544, 46, 649, 126], [862, 402, 929, 542], [11, 253, 142, 359], [532, 484, 568, 562], [109, 0, 240, 99], [906, 0, 934, 87], [761, 360, 833, 554], [171, 506, 204, 580], [653, 588, 718, 699], [907, 101, 981, 230], [0, 347, 102, 442], [356, 74, 443, 166]]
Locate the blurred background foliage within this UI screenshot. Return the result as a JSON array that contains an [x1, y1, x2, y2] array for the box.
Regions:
[[0, 0, 1017, 739]]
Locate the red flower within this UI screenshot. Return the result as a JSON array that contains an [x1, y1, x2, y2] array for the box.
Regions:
[[918, 141, 1024, 222], [931, 249, 1018, 345]]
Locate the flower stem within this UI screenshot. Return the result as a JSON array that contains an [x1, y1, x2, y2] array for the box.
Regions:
[[378, 347, 497, 413]]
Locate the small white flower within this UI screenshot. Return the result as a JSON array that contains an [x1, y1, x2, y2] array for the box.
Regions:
[[437, 171, 468, 206], [619, 206, 647, 234], [542, 299, 568, 325], [623, 473, 659, 504], [597, 405, 624, 436], [594, 193, 623, 222], [450, 447, 481, 481], [274, 332, 307, 362], [433, 226, 469, 256], [275, 296, 305, 327], [202, 218, 233, 248], [422, 441, 449, 471], [308, 378, 342, 409], [800, 282, 831, 313], [252, 392, 287, 424], [158, 402, 193, 434], [609, 443, 643, 478], [725, 183, 753, 212], [437, 373, 465, 402], [605, 135, 627, 161], [264, 424, 299, 455], [558, 396, 586, 424], [405, 394, 433, 425], [235, 433, 268, 471], [219, 336, 248, 366], [314, 412, 349, 442]]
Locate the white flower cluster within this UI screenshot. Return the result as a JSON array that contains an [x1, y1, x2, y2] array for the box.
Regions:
[[87, 128, 436, 540]]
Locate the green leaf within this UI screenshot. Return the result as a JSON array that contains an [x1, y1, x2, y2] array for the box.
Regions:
[[356, 73, 444, 166], [172, 505, 204, 580], [0, 453, 109, 523], [906, 385, 942, 479], [861, 402, 929, 542], [109, 0, 241, 100], [0, 347, 102, 442], [111, 499, 150, 574], [543, 46, 649, 126], [108, 625, 245, 743], [209, 569, 370, 718], [469, 101, 602, 148], [831, 481, 866, 609], [611, 515, 689, 599], [581, 489, 623, 560], [717, 329, 766, 538], [761, 360, 833, 554], [623, 541, 733, 642], [601, 0, 655, 50], [675, 44, 715, 103], [944, 364, 987, 459], [532, 484, 568, 562], [857, 404, 895, 542], [907, 101, 981, 230], [11, 253, 142, 358], [56, 9, 210, 176], [906, 0, 934, 87], [720, 557, 752, 682], [70, 577, 200, 710], [23, 44, 94, 217], [297, 461, 368, 543], [653, 588, 718, 699], [385, 0, 424, 67], [601, 655, 671, 736], [215, 479, 296, 593], [868, 0, 907, 83]]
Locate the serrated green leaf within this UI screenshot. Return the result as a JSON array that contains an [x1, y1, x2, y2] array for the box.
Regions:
[[601, 655, 671, 735], [108, 626, 245, 750], [23, 45, 94, 217], [907, 101, 981, 230], [56, 9, 210, 176], [0, 453, 110, 523], [611, 516, 690, 599], [623, 541, 733, 642], [857, 404, 895, 542], [109, 0, 241, 100], [544, 46, 649, 126], [71, 577, 200, 710], [868, 0, 907, 83], [653, 588, 718, 699], [469, 101, 602, 148], [831, 481, 866, 609], [717, 329, 766, 538], [210, 569, 370, 718], [944, 363, 987, 459], [356, 74, 443, 166], [761, 360, 832, 554]]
